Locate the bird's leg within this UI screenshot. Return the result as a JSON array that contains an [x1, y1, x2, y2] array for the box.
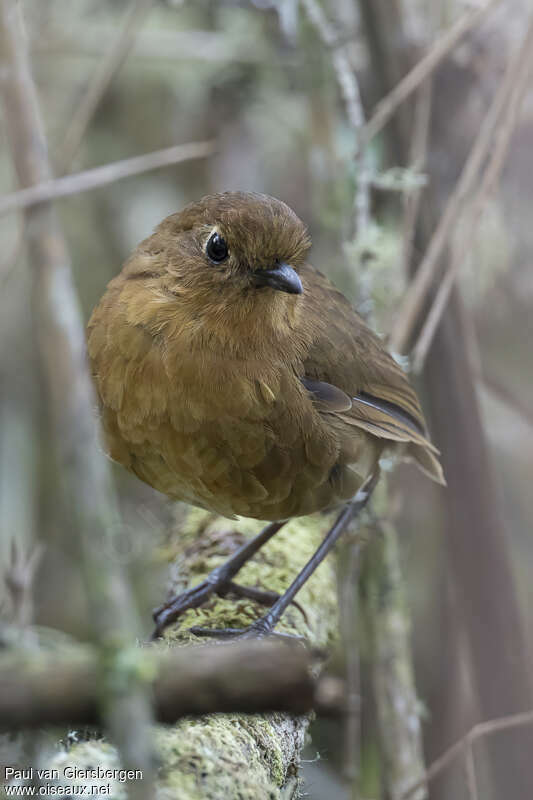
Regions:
[[190, 470, 379, 640], [151, 520, 285, 639]]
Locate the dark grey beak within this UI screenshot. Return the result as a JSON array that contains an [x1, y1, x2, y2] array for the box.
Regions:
[[252, 262, 303, 295]]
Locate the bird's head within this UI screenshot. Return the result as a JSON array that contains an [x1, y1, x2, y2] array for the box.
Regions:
[[119, 192, 313, 355], [135, 192, 310, 301]]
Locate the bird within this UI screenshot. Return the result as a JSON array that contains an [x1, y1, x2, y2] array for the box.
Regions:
[[87, 191, 444, 639]]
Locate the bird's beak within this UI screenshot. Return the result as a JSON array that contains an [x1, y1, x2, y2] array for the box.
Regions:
[[252, 262, 303, 295]]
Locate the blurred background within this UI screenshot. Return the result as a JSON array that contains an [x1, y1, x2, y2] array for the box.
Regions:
[[1, 0, 533, 798]]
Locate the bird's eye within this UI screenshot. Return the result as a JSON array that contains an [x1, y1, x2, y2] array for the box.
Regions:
[[206, 232, 228, 264]]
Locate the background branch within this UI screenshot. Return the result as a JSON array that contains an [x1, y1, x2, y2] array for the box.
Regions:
[[402, 709, 533, 800], [0, 140, 215, 216], [0, 639, 345, 731]]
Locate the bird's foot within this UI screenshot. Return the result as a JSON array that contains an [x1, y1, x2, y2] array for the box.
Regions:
[[151, 578, 307, 640], [189, 616, 306, 644], [151, 577, 220, 640]]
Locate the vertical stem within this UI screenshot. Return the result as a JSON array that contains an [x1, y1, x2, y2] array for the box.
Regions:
[[0, 2, 154, 797], [300, 0, 371, 236], [361, 521, 427, 800]]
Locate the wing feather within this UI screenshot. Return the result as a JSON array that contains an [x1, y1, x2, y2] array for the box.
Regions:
[[300, 264, 445, 485]]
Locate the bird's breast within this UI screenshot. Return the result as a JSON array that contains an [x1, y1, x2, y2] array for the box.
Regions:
[[95, 330, 375, 519]]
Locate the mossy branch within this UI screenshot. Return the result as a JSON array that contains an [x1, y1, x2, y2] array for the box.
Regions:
[[38, 508, 341, 799]]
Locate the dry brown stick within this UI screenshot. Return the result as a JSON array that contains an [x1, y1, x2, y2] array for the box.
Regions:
[[0, 640, 344, 731], [58, 0, 155, 172], [0, 140, 215, 216], [0, 2, 154, 797], [410, 15, 533, 372], [389, 12, 531, 354], [361, 0, 501, 147], [401, 709, 533, 800]]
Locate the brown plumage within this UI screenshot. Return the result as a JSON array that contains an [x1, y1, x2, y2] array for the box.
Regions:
[[88, 192, 444, 524]]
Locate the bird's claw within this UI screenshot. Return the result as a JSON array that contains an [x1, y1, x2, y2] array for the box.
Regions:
[[224, 582, 309, 624], [189, 621, 306, 645], [151, 577, 219, 640]]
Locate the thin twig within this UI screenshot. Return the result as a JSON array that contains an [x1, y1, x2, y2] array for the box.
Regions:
[[410, 16, 533, 371], [389, 12, 533, 354], [0, 140, 215, 216], [401, 709, 533, 799], [362, 0, 501, 147], [58, 0, 156, 172], [300, 0, 371, 234]]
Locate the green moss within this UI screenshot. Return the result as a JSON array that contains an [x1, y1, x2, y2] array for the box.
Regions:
[[153, 714, 304, 799]]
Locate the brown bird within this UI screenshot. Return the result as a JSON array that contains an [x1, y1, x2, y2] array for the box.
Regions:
[[88, 192, 444, 639]]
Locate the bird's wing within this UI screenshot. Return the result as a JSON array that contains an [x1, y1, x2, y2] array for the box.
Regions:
[[299, 264, 445, 484]]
